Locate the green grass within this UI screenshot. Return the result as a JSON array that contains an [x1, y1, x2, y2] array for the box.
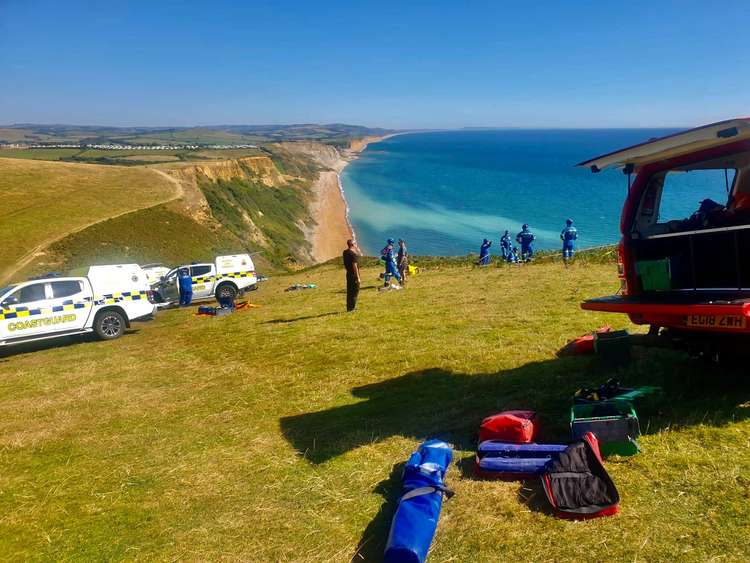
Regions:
[[0, 158, 178, 283], [43, 204, 241, 272], [0, 148, 82, 160], [1, 261, 747, 561]]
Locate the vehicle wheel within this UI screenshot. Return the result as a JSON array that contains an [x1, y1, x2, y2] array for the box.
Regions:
[[94, 310, 126, 340], [216, 283, 238, 301]]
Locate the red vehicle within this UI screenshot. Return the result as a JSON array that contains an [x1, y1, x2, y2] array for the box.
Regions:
[[578, 118, 750, 353]]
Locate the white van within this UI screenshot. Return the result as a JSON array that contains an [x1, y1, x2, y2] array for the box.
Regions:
[[0, 264, 156, 347], [154, 254, 257, 304]]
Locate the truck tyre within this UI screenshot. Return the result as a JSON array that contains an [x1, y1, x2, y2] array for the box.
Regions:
[[94, 310, 126, 340], [216, 283, 238, 301]]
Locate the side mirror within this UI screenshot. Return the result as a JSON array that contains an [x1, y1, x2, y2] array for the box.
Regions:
[[1, 295, 18, 308]]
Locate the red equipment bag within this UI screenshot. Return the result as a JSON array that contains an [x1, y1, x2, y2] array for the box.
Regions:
[[541, 432, 620, 519], [558, 326, 612, 356], [478, 410, 538, 444]]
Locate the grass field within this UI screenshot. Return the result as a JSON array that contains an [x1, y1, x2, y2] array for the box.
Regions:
[[0, 147, 266, 165], [0, 148, 82, 160], [0, 158, 178, 283], [1, 259, 747, 561]]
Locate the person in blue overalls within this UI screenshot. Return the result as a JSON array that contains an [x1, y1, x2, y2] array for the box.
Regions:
[[381, 238, 402, 286], [178, 268, 193, 306], [560, 218, 578, 265], [500, 230, 512, 260], [477, 238, 492, 266], [506, 246, 519, 263], [516, 224, 536, 262]]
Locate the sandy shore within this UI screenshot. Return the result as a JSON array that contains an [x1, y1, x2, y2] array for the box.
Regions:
[[310, 170, 353, 262], [309, 134, 395, 262]]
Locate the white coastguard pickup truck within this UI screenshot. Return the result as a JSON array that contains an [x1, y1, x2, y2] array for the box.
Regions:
[[154, 254, 257, 304], [0, 264, 156, 347]]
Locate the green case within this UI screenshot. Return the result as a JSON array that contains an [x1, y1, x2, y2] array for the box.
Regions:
[[571, 401, 641, 456]]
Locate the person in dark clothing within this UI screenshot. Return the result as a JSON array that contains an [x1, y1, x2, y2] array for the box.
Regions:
[[500, 230, 512, 260], [342, 239, 361, 311], [477, 238, 492, 265], [397, 239, 409, 286], [178, 268, 193, 306]]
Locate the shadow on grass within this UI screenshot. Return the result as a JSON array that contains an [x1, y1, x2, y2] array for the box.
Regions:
[[262, 312, 339, 324], [351, 462, 404, 562], [0, 329, 141, 359], [280, 352, 750, 464], [281, 351, 750, 559]]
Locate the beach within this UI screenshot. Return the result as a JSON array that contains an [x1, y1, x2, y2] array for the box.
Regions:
[[309, 135, 390, 262]]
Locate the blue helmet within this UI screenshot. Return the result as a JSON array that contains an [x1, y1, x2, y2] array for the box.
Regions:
[[387, 238, 394, 244], [566, 218, 573, 226], [522, 224, 529, 230]]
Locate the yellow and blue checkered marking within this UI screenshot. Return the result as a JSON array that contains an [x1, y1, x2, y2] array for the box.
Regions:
[[93, 291, 149, 306], [0, 298, 92, 320], [191, 271, 255, 285]]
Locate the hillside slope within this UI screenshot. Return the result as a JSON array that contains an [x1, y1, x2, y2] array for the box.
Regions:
[[0, 158, 179, 283], [1, 260, 747, 561], [6, 150, 328, 278]]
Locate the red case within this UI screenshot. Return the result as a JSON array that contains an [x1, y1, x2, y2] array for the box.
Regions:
[[478, 410, 538, 443]]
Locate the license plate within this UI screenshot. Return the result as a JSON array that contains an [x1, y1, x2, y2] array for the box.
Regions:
[[686, 314, 747, 329]]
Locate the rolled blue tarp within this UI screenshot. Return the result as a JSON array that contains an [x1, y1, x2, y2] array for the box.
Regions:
[[384, 440, 453, 563], [476, 441, 568, 476]]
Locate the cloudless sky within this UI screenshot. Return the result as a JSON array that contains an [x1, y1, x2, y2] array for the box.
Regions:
[[1, 0, 748, 128]]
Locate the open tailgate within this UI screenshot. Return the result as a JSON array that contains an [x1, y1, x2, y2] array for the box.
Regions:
[[582, 295, 750, 331]]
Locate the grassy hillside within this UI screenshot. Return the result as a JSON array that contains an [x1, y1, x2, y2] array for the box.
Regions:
[[0, 158, 178, 283], [42, 205, 240, 271], [1, 260, 747, 561]]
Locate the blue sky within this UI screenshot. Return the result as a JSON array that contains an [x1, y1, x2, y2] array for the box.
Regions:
[[1, 0, 748, 128]]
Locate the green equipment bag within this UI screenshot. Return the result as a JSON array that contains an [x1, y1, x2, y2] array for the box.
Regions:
[[570, 401, 640, 457]]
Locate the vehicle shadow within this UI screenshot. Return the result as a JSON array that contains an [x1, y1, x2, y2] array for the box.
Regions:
[[0, 329, 141, 359], [280, 351, 750, 464]]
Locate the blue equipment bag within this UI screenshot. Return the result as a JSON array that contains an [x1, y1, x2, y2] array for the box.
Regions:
[[475, 441, 568, 479], [384, 440, 453, 563]]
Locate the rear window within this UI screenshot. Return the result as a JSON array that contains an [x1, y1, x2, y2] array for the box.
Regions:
[[50, 280, 83, 298], [190, 265, 212, 276], [657, 169, 736, 224]]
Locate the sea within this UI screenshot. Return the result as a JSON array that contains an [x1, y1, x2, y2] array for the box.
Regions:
[[340, 129, 729, 256]]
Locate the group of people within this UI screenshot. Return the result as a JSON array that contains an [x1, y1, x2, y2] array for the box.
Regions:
[[343, 220, 579, 311], [477, 219, 578, 265], [380, 237, 409, 287]]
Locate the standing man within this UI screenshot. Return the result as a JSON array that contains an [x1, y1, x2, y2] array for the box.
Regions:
[[560, 218, 578, 265], [381, 238, 402, 286], [477, 238, 492, 266], [397, 239, 409, 287], [343, 239, 361, 311], [500, 230, 512, 260], [178, 268, 193, 306], [516, 224, 536, 262]]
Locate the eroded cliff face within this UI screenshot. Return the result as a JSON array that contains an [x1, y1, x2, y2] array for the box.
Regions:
[[171, 156, 288, 187], [275, 142, 347, 172]]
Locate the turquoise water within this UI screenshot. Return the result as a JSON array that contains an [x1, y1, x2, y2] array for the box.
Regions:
[[341, 129, 732, 256]]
